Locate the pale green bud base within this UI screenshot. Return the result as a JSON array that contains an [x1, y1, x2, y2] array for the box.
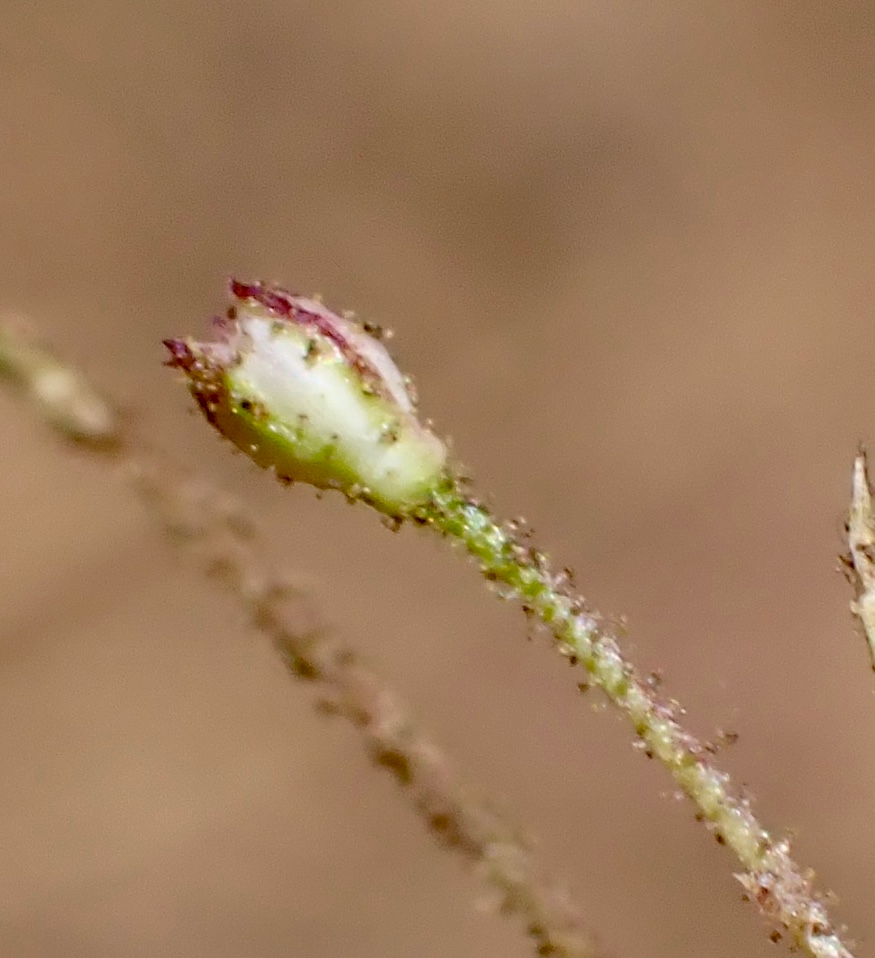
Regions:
[[205, 380, 445, 516]]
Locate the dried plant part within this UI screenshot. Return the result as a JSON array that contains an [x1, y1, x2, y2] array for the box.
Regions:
[[846, 450, 875, 670]]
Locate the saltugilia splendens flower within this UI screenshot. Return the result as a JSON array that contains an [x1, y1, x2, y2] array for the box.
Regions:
[[164, 280, 447, 517]]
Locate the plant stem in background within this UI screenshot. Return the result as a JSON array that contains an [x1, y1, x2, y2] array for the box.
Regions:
[[0, 317, 600, 958], [0, 319, 122, 450], [130, 454, 598, 958]]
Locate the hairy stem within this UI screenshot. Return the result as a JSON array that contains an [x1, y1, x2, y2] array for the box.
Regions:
[[418, 479, 853, 958]]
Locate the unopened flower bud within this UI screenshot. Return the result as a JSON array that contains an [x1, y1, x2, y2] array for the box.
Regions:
[[164, 280, 447, 517]]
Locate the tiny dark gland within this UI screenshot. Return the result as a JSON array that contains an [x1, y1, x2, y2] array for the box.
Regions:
[[430, 813, 452, 833], [292, 659, 319, 680], [314, 698, 341, 717], [376, 749, 412, 784], [715, 833, 726, 844]]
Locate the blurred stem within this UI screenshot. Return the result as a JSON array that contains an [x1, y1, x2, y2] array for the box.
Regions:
[[0, 318, 599, 958], [0, 321, 121, 450], [418, 479, 853, 958]]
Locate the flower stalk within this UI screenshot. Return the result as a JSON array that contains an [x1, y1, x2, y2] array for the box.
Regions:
[[417, 480, 852, 958]]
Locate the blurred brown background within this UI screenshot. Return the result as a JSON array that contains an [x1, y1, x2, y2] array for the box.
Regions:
[[2, 2, 875, 956]]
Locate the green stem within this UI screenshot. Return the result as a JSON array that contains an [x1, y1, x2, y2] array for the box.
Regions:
[[421, 478, 853, 958]]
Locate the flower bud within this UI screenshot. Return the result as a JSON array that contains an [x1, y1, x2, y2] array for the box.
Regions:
[[164, 280, 447, 517]]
